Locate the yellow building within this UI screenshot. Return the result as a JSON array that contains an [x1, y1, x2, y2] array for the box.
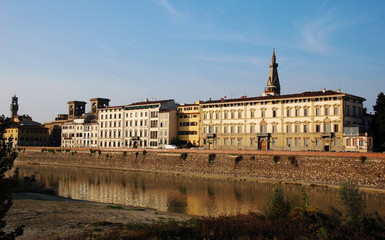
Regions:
[[199, 50, 371, 152], [4, 117, 49, 148], [177, 102, 201, 146]]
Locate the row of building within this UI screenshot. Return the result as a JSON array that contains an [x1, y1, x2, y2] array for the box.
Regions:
[[4, 50, 373, 152]]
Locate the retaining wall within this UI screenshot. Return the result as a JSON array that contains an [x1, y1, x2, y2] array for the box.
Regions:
[[15, 148, 385, 189]]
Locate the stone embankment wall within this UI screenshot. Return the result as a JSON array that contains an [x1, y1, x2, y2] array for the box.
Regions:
[[15, 148, 385, 189]]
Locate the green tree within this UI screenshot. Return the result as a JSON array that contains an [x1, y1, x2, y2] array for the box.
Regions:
[[372, 92, 385, 152], [338, 180, 365, 227], [263, 185, 291, 219], [0, 116, 24, 239]]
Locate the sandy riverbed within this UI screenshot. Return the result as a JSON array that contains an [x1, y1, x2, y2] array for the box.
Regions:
[[5, 193, 192, 240]]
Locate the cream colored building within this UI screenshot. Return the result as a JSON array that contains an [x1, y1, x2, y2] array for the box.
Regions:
[[177, 103, 201, 146], [200, 50, 370, 152]]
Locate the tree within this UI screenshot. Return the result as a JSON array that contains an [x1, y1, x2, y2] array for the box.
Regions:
[[0, 116, 24, 239], [263, 185, 291, 219], [338, 180, 365, 228], [372, 92, 385, 152]]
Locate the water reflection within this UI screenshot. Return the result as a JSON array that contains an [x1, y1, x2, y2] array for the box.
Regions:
[[16, 164, 385, 217]]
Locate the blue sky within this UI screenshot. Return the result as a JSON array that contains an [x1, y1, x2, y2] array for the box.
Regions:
[[1, 0, 384, 123]]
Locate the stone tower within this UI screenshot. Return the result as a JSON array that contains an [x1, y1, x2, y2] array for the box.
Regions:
[[10, 95, 19, 119], [67, 101, 86, 120], [90, 98, 110, 115], [262, 49, 281, 96]]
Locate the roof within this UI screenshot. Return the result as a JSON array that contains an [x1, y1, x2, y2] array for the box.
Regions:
[[201, 90, 365, 105], [129, 99, 174, 106]]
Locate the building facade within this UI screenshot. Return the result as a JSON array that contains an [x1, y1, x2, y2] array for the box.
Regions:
[[177, 103, 201, 146], [98, 99, 179, 149]]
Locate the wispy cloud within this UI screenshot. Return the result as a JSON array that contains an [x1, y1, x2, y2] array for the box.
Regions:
[[299, 8, 359, 55], [155, 0, 182, 18]]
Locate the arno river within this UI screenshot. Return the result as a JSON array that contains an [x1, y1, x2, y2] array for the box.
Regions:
[[16, 164, 385, 217]]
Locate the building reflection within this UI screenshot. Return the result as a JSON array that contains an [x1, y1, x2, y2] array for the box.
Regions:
[[16, 164, 385, 217]]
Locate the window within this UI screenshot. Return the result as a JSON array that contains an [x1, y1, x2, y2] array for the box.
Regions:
[[250, 138, 255, 145], [250, 110, 255, 118], [334, 124, 339, 132], [286, 138, 292, 147], [324, 123, 331, 133], [286, 109, 291, 117], [295, 138, 300, 146], [334, 106, 339, 115], [315, 124, 321, 132], [230, 138, 235, 145], [295, 124, 300, 133], [272, 138, 277, 146], [238, 111, 242, 119], [295, 109, 300, 117], [304, 138, 309, 147], [334, 138, 339, 146], [303, 124, 308, 133], [150, 131, 158, 139], [230, 126, 235, 133], [237, 126, 242, 133], [224, 138, 228, 145], [286, 125, 292, 133], [261, 110, 265, 118], [272, 125, 277, 133], [304, 108, 308, 116], [223, 126, 227, 134], [273, 110, 277, 117], [316, 138, 320, 146], [223, 112, 228, 119], [316, 108, 321, 116], [260, 125, 267, 133], [250, 125, 255, 133], [324, 108, 329, 116], [231, 111, 235, 119]]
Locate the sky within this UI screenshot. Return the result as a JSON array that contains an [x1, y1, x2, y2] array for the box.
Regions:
[[1, 0, 385, 123]]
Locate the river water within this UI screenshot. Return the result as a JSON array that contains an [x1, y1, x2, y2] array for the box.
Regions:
[[15, 164, 385, 217]]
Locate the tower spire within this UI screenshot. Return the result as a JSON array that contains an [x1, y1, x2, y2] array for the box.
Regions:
[[10, 95, 19, 119], [262, 49, 281, 96]]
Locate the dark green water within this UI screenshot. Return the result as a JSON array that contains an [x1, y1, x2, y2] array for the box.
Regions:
[[16, 164, 385, 217]]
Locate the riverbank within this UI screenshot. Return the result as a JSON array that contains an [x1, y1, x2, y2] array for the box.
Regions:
[[15, 148, 385, 190], [5, 192, 191, 240]]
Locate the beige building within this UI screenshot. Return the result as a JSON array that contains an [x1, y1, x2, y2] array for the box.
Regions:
[[177, 103, 201, 146], [200, 50, 370, 152], [4, 95, 49, 147]]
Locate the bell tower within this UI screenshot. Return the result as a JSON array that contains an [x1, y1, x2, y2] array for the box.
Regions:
[[10, 95, 19, 119], [262, 49, 281, 96]]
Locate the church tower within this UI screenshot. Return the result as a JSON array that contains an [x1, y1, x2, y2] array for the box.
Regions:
[[10, 95, 19, 119], [262, 49, 281, 96]]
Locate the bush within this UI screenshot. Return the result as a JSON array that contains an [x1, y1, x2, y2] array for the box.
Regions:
[[123, 151, 127, 157], [273, 155, 281, 163], [135, 152, 139, 158], [235, 155, 243, 164], [142, 150, 147, 156], [339, 180, 365, 227], [208, 153, 216, 163], [263, 185, 291, 219], [180, 153, 188, 160], [250, 155, 256, 161], [288, 156, 298, 167], [360, 156, 367, 163]]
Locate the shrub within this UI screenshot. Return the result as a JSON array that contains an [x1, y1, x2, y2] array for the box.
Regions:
[[180, 153, 188, 160], [235, 155, 243, 164], [123, 151, 127, 157], [288, 156, 298, 167], [250, 155, 256, 161], [142, 150, 147, 156], [135, 152, 139, 158], [360, 156, 367, 163], [339, 180, 366, 227], [208, 153, 216, 163], [263, 185, 291, 219], [97, 149, 101, 155], [273, 155, 281, 163]]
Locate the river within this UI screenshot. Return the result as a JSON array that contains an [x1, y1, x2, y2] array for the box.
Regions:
[[15, 164, 385, 217]]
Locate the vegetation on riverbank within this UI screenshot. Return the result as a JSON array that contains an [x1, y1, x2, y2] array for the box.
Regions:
[[58, 181, 385, 240]]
